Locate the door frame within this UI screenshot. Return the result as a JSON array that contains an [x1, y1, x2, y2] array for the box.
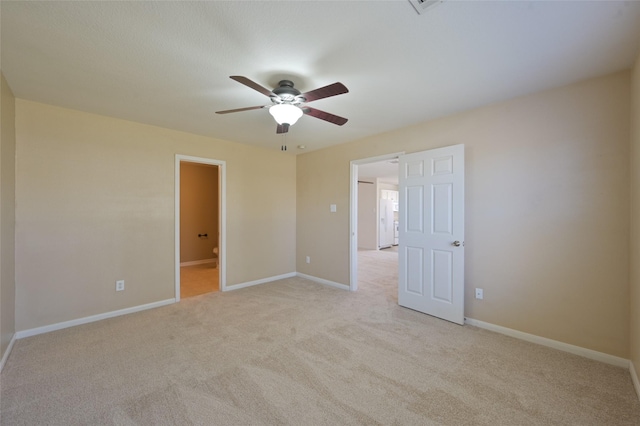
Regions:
[[175, 154, 227, 301], [349, 152, 404, 291]]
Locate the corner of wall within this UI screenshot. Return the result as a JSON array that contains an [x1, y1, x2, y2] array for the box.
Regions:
[[630, 52, 640, 400], [0, 71, 17, 369], [632, 359, 640, 401]]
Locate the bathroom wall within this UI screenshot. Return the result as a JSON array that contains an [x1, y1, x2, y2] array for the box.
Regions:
[[180, 162, 218, 263]]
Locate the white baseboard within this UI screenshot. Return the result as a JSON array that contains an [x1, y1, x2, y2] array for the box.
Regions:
[[296, 273, 350, 291], [631, 361, 640, 401], [464, 317, 629, 368], [224, 272, 297, 292], [180, 258, 216, 267], [15, 299, 176, 340], [0, 334, 16, 373]]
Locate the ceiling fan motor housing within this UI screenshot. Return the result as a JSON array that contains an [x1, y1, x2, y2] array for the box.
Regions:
[[272, 80, 305, 103]]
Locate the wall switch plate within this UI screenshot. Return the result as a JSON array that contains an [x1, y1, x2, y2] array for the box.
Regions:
[[116, 280, 125, 291], [475, 288, 483, 300], [330, 204, 337, 213], [306, 256, 311, 264]]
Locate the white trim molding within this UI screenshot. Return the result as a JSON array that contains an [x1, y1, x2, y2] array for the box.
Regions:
[[224, 272, 297, 292], [0, 334, 17, 372], [464, 317, 629, 368], [296, 273, 350, 291], [631, 361, 640, 401], [15, 299, 176, 340]]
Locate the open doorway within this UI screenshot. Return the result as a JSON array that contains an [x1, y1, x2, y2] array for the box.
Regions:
[[175, 155, 226, 301], [180, 162, 219, 298], [349, 153, 403, 291], [351, 146, 466, 323]]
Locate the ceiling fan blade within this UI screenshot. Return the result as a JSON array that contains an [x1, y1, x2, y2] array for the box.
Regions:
[[301, 82, 348, 103], [276, 123, 290, 134], [303, 107, 348, 126], [230, 76, 275, 98], [215, 105, 265, 114]]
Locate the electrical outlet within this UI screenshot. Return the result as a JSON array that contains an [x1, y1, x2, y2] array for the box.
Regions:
[[116, 280, 125, 292], [306, 256, 311, 264], [475, 288, 483, 300]]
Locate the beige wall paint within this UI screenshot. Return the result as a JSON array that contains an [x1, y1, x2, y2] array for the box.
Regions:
[[630, 54, 640, 379], [15, 100, 296, 331], [297, 71, 631, 358], [1, 73, 16, 358], [180, 163, 218, 263]]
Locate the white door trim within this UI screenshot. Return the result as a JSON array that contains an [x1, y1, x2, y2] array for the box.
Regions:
[[175, 155, 227, 301], [349, 152, 404, 291]]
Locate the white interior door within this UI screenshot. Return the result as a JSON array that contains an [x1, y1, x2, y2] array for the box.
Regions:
[[398, 144, 464, 325]]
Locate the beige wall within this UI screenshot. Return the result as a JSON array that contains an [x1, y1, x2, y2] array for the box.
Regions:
[[1, 73, 16, 358], [15, 100, 296, 331], [297, 71, 631, 358], [631, 54, 640, 379], [180, 163, 218, 263], [4, 68, 636, 361]]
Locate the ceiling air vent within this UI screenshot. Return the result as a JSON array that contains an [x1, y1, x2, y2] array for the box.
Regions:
[[409, 0, 445, 15]]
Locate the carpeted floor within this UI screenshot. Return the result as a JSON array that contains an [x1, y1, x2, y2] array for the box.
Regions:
[[1, 249, 639, 425]]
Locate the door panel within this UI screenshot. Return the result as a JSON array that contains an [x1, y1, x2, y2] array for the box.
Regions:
[[432, 183, 452, 234], [398, 144, 464, 325], [406, 246, 424, 295], [406, 186, 423, 232], [432, 249, 453, 302]]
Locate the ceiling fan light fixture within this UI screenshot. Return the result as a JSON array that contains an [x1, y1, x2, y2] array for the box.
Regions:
[[269, 103, 303, 126], [217, 76, 349, 135]]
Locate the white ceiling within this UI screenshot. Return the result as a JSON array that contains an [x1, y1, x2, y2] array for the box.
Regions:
[[2, 1, 640, 154]]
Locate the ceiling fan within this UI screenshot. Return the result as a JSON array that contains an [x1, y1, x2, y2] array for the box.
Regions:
[[216, 76, 349, 134]]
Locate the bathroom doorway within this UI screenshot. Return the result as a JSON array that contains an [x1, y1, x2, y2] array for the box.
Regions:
[[175, 155, 226, 301]]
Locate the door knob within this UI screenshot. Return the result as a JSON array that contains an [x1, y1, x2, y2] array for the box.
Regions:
[[452, 241, 461, 247]]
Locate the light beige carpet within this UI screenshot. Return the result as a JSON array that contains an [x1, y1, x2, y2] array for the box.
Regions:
[[1, 249, 639, 425]]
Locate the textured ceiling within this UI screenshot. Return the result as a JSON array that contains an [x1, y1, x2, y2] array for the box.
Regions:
[[2, 1, 640, 154]]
